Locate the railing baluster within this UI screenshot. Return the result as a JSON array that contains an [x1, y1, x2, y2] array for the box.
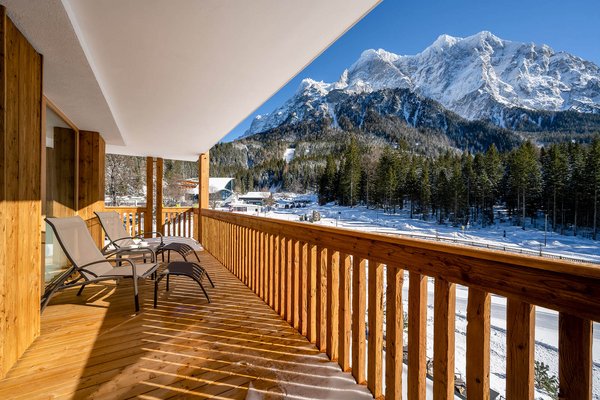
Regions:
[[300, 241, 308, 337], [326, 250, 339, 361], [338, 252, 352, 372], [434, 278, 455, 400], [316, 246, 327, 352], [292, 239, 300, 330], [367, 261, 383, 398], [307, 243, 317, 343], [408, 271, 427, 400], [274, 235, 280, 313], [506, 298, 534, 399], [386, 265, 404, 399], [466, 288, 490, 400], [559, 313, 592, 400], [286, 238, 293, 323], [279, 236, 286, 317], [352, 256, 366, 385]]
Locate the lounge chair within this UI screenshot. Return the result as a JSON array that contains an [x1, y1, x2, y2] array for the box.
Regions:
[[95, 210, 214, 287], [43, 216, 160, 312]]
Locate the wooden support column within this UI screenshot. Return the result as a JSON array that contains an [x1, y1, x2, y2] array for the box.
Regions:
[[0, 6, 43, 378], [197, 152, 209, 244], [144, 157, 153, 235], [156, 157, 164, 234], [78, 131, 106, 248]]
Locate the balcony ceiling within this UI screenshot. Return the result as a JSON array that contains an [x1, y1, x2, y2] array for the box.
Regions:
[[1, 0, 379, 160]]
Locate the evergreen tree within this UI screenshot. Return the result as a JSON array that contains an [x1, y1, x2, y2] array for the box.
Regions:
[[339, 138, 362, 206], [419, 162, 432, 219], [542, 144, 568, 231], [586, 136, 600, 239], [318, 155, 338, 205]]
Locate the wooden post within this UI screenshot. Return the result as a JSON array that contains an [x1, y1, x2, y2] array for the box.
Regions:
[[466, 288, 491, 400], [156, 158, 163, 234], [367, 261, 383, 398], [78, 131, 106, 248], [338, 253, 352, 371], [352, 257, 366, 385], [408, 272, 427, 400], [434, 278, 456, 400], [386, 266, 404, 399], [559, 313, 592, 400], [197, 152, 209, 244], [506, 299, 534, 400], [145, 157, 153, 235]]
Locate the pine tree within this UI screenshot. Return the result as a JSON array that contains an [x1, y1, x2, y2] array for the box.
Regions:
[[542, 144, 568, 231], [318, 155, 338, 205], [419, 162, 432, 219], [587, 136, 600, 239], [339, 138, 362, 206]]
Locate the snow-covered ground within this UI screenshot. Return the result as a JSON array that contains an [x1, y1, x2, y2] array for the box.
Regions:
[[234, 196, 600, 399]]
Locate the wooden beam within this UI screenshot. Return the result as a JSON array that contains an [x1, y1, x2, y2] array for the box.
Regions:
[[434, 278, 456, 400], [386, 266, 403, 399], [352, 257, 366, 385], [78, 131, 106, 248], [326, 250, 339, 361], [367, 261, 383, 398], [559, 313, 592, 400], [408, 272, 427, 400], [506, 299, 534, 400], [156, 158, 163, 234], [197, 152, 209, 243], [466, 288, 490, 400], [338, 252, 352, 372], [145, 157, 153, 235]]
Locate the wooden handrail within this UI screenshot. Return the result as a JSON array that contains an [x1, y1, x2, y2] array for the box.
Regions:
[[200, 209, 598, 399], [104, 206, 147, 237]]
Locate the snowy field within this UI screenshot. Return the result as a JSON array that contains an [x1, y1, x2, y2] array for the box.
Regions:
[[234, 197, 600, 399]]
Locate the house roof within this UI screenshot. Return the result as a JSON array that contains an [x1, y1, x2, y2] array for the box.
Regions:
[[239, 192, 271, 199], [2, 0, 380, 160], [209, 178, 234, 194]]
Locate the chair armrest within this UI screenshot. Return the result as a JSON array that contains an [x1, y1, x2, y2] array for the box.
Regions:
[[136, 231, 164, 245], [78, 258, 136, 278], [101, 236, 137, 253]]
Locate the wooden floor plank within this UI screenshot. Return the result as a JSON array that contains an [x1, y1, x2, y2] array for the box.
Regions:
[[0, 252, 372, 400]]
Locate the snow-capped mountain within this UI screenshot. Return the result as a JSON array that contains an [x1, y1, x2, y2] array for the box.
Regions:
[[245, 31, 600, 136]]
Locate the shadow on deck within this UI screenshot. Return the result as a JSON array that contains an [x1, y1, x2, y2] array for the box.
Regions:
[[0, 252, 371, 399]]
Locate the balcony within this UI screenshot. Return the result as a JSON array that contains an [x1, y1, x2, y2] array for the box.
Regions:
[[2, 208, 597, 399], [0, 248, 371, 399]]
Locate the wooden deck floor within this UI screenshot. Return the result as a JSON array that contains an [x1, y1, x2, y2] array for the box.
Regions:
[[0, 252, 372, 399]]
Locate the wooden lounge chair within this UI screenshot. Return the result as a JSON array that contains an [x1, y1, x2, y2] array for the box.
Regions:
[[42, 216, 160, 312]]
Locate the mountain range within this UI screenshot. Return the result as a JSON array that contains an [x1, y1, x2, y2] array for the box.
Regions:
[[244, 31, 600, 142]]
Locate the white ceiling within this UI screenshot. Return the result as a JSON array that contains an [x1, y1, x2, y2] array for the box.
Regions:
[[2, 0, 379, 160], [1, 0, 123, 145]]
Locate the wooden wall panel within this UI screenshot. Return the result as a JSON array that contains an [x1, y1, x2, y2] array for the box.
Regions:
[[78, 131, 106, 248], [0, 7, 43, 378]]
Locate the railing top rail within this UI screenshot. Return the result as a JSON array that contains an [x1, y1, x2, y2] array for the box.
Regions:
[[201, 208, 600, 321], [104, 206, 147, 212]]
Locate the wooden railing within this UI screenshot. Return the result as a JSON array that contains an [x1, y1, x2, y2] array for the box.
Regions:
[[160, 207, 196, 238], [200, 209, 599, 400], [105, 206, 147, 237]]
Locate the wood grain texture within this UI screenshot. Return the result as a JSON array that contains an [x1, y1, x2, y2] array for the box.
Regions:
[[338, 252, 352, 372], [316, 246, 327, 352], [156, 158, 164, 234], [300, 242, 308, 337], [307, 244, 317, 343], [386, 265, 403, 399], [326, 250, 339, 361], [506, 299, 534, 400], [367, 261, 383, 398], [352, 257, 366, 385], [0, 251, 373, 399], [145, 157, 153, 235], [78, 131, 105, 248], [201, 209, 600, 322], [408, 272, 427, 400], [559, 313, 592, 400], [433, 278, 456, 400], [466, 288, 490, 400], [0, 9, 43, 378]]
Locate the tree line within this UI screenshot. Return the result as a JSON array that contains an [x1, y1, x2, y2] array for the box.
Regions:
[[318, 136, 600, 239]]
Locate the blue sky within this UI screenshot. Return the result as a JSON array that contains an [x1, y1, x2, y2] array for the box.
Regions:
[[221, 0, 600, 142]]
